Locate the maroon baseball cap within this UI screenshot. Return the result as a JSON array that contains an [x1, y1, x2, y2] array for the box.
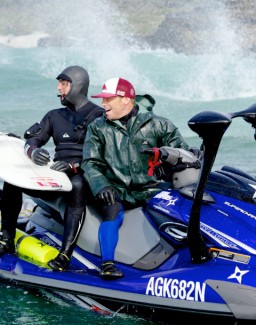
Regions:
[[91, 78, 136, 99]]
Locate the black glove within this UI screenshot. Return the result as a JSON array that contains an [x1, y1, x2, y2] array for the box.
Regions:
[[31, 148, 50, 166], [154, 163, 174, 181], [154, 159, 190, 181], [96, 186, 116, 205], [51, 161, 71, 172], [50, 161, 80, 173]]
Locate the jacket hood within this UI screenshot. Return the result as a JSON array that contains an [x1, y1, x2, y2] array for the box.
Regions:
[[135, 94, 155, 112]]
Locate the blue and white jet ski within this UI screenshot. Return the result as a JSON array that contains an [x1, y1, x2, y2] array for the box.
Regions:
[[1, 104, 256, 324]]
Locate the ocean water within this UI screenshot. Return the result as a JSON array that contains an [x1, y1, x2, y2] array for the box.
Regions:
[[1, 1, 256, 324]]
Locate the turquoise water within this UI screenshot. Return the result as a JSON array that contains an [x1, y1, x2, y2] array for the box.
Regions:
[[1, 46, 256, 175], [1, 1, 256, 324], [1, 282, 156, 325], [0, 282, 157, 325]]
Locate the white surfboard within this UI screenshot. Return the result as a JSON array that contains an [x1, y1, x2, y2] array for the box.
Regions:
[[0, 133, 72, 192]]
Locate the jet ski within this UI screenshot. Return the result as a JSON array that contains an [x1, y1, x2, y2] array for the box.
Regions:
[[1, 104, 256, 324]]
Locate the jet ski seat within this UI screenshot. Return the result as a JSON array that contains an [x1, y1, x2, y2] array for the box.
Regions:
[[28, 197, 174, 269]]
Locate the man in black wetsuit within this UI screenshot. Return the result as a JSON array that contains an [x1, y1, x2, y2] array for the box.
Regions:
[[0, 65, 103, 271]]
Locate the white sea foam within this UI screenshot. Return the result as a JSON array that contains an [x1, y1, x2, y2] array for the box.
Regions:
[[0, 32, 49, 48]]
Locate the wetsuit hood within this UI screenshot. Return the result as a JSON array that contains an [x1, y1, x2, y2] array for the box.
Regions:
[[57, 65, 89, 110]]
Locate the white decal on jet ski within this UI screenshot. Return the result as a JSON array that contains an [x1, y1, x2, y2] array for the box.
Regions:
[[248, 184, 256, 199], [224, 201, 256, 220], [153, 191, 178, 206], [227, 266, 249, 284], [200, 222, 256, 254], [146, 277, 206, 302], [152, 204, 170, 214], [200, 223, 238, 249]]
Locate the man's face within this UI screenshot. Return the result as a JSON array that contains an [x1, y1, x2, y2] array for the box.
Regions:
[[101, 96, 132, 120], [57, 79, 71, 100]]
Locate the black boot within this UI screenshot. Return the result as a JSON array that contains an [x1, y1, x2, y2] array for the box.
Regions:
[[0, 230, 15, 256], [99, 260, 124, 280], [47, 206, 85, 271], [0, 182, 22, 256], [47, 252, 70, 271]]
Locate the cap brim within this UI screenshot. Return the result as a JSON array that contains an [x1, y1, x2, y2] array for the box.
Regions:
[[91, 93, 118, 98]]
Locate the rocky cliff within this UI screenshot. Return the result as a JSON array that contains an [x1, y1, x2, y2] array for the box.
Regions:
[[112, 0, 256, 54], [1, 0, 256, 54]]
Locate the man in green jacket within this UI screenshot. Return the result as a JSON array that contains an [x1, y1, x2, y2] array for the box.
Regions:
[[82, 77, 192, 280]]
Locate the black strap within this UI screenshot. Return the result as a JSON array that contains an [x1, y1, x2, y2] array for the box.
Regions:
[[170, 159, 201, 173], [73, 107, 100, 132], [74, 107, 97, 131]]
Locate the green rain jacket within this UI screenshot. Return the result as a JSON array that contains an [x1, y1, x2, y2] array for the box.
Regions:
[[82, 94, 189, 206]]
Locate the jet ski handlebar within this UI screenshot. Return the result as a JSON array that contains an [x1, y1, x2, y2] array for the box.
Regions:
[[230, 102, 256, 140], [140, 147, 199, 165], [140, 146, 201, 180]]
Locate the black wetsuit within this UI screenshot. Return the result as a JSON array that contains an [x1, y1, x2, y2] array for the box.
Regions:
[[1, 101, 103, 257]]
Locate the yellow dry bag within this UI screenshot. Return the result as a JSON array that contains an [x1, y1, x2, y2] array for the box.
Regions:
[[15, 229, 59, 264]]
